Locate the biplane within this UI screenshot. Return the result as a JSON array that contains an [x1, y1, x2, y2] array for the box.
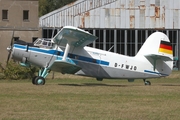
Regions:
[[7, 26, 173, 85]]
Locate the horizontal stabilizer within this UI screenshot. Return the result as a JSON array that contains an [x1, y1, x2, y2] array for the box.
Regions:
[[145, 54, 173, 61], [50, 61, 81, 74], [145, 54, 173, 71]]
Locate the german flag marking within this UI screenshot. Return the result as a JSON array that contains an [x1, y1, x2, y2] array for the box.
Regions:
[[159, 41, 173, 55], [159, 44, 172, 50]]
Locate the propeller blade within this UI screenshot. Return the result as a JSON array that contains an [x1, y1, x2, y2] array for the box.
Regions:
[[6, 51, 11, 65], [10, 29, 15, 46], [6, 29, 15, 65]]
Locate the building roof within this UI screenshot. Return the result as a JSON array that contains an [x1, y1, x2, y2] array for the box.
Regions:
[[39, 0, 180, 29]]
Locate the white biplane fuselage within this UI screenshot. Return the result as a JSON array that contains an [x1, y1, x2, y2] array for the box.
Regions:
[[7, 26, 173, 85]]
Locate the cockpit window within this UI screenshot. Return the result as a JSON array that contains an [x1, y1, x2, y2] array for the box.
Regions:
[[35, 39, 42, 45], [34, 38, 54, 48], [48, 42, 52, 46], [42, 41, 48, 45]]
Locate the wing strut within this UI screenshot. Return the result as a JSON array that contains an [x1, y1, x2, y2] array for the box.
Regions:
[[62, 43, 70, 61]]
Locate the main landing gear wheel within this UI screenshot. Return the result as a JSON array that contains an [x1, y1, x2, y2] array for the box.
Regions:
[[33, 76, 45, 85], [32, 67, 49, 85]]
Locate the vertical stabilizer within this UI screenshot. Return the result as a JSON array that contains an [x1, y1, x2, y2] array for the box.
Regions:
[[136, 32, 173, 76]]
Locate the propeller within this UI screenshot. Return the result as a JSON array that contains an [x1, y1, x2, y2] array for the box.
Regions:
[[6, 30, 15, 65]]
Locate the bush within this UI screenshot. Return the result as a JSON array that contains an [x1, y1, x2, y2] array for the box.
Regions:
[[0, 63, 5, 79], [4, 61, 38, 80]]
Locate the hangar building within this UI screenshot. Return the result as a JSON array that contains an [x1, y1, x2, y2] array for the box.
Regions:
[[39, 0, 180, 69]]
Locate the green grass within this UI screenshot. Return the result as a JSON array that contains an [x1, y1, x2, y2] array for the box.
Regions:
[[0, 73, 180, 120]]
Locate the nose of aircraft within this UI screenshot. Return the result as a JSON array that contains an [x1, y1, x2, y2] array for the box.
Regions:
[[7, 46, 12, 52]]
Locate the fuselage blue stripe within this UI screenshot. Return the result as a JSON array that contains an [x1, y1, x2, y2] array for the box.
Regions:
[[14, 44, 56, 54], [14, 45, 26, 49], [144, 70, 168, 76], [29, 47, 56, 54], [14, 44, 109, 66]]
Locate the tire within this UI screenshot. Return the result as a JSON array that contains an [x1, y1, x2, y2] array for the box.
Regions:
[[32, 76, 37, 85], [145, 81, 151, 85], [34, 76, 45, 85]]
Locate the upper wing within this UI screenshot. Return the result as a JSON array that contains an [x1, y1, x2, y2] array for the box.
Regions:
[[53, 26, 98, 47]]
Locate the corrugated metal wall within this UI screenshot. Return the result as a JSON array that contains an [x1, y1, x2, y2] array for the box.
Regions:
[[39, 0, 180, 29]]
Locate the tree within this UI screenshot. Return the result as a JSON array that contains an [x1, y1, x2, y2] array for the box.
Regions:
[[39, 0, 77, 16], [39, 0, 48, 17]]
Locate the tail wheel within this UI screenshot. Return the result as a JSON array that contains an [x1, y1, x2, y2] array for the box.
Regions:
[[145, 81, 151, 86], [34, 76, 45, 85]]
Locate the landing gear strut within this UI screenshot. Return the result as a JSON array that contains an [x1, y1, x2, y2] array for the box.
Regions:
[[143, 79, 151, 86], [32, 68, 50, 85]]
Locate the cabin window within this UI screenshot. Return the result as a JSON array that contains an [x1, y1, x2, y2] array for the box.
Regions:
[[134, 66, 137, 71], [126, 65, 129, 69], [121, 64, 124, 68], [114, 63, 117, 67], [2, 10, 8, 20], [23, 10, 29, 21], [130, 66, 133, 70]]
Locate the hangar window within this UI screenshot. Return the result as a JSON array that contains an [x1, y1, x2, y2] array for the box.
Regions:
[[127, 30, 135, 56], [2, 10, 8, 20], [168, 30, 177, 56], [148, 30, 156, 36], [95, 30, 104, 50], [116, 30, 121, 54], [138, 30, 146, 52], [106, 30, 114, 52], [42, 28, 59, 38], [86, 29, 94, 47], [117, 30, 125, 54]]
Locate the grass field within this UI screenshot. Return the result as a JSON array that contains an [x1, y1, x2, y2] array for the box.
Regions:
[[0, 72, 180, 120]]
